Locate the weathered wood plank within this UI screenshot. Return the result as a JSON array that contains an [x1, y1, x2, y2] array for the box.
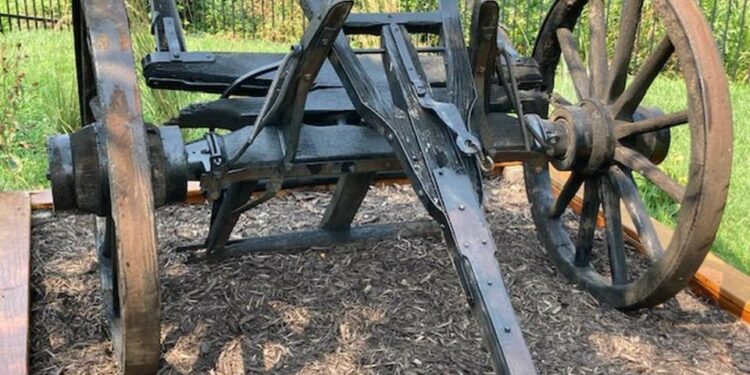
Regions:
[[0, 192, 31, 375], [32, 164, 517, 210]]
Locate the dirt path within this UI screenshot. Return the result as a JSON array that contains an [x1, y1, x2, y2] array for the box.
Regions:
[[30, 172, 750, 374]]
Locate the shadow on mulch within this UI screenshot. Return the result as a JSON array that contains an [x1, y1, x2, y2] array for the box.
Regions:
[[29, 174, 750, 374]]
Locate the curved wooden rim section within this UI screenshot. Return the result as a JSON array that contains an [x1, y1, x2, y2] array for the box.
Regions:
[[79, 0, 161, 372], [525, 0, 733, 309], [547, 167, 749, 323]]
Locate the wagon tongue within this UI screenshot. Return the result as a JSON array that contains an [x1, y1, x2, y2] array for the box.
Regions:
[[294, 0, 537, 371], [361, 10, 535, 374]]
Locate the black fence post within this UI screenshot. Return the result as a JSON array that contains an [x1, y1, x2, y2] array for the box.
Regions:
[[733, 0, 749, 79]]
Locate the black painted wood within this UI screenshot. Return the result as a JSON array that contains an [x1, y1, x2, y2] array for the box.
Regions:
[[320, 172, 374, 230]]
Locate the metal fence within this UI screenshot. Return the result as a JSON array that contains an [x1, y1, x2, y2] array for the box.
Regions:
[[1, 0, 749, 81], [0, 0, 66, 31]]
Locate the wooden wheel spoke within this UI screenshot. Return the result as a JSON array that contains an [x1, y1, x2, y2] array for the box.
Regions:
[[589, 0, 608, 99], [609, 166, 665, 260], [551, 92, 573, 107], [606, 0, 645, 102], [611, 37, 675, 119], [614, 146, 685, 202], [600, 176, 629, 285], [531, 0, 733, 309], [575, 177, 601, 267], [615, 110, 689, 139], [550, 173, 584, 218], [556, 27, 591, 100]]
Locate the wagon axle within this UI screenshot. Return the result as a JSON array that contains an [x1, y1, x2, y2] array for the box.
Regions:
[[47, 101, 672, 217]]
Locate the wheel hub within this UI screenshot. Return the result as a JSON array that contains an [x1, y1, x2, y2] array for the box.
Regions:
[[549, 100, 616, 174], [526, 100, 672, 175], [526, 100, 616, 175]]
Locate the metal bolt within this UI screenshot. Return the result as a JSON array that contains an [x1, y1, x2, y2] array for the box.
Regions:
[[487, 281, 493, 286], [459, 205, 466, 211], [482, 240, 487, 245], [504, 326, 512, 333]]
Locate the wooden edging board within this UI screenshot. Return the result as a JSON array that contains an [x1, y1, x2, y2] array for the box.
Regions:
[[548, 168, 750, 323], [0, 192, 31, 375]]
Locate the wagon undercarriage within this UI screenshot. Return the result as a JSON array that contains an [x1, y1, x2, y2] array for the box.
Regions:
[[45, 0, 733, 373]]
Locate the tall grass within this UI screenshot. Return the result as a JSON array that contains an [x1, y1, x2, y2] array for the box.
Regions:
[[0, 42, 26, 152], [42, 73, 78, 134], [0, 41, 29, 182], [0, 29, 286, 190]]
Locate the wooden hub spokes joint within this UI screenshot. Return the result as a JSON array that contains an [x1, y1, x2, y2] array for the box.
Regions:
[[525, 99, 671, 177], [526, 0, 732, 309]]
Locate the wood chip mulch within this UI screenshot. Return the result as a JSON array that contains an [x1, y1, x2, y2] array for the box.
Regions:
[[29, 170, 750, 374]]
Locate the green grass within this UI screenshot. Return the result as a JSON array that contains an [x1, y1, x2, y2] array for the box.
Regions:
[[0, 30, 286, 190], [1, 29, 749, 275]]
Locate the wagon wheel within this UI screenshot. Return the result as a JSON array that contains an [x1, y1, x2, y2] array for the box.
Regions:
[[526, 0, 732, 309], [72, 0, 162, 372]]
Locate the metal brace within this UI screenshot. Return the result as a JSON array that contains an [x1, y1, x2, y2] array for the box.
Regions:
[[146, 17, 216, 64], [389, 24, 492, 170], [201, 132, 226, 200]]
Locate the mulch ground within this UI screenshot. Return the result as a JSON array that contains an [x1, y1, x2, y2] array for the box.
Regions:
[[29, 169, 750, 374]]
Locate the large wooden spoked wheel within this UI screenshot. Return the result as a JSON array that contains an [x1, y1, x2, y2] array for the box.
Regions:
[[526, 0, 732, 309], [73, 0, 161, 372]]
